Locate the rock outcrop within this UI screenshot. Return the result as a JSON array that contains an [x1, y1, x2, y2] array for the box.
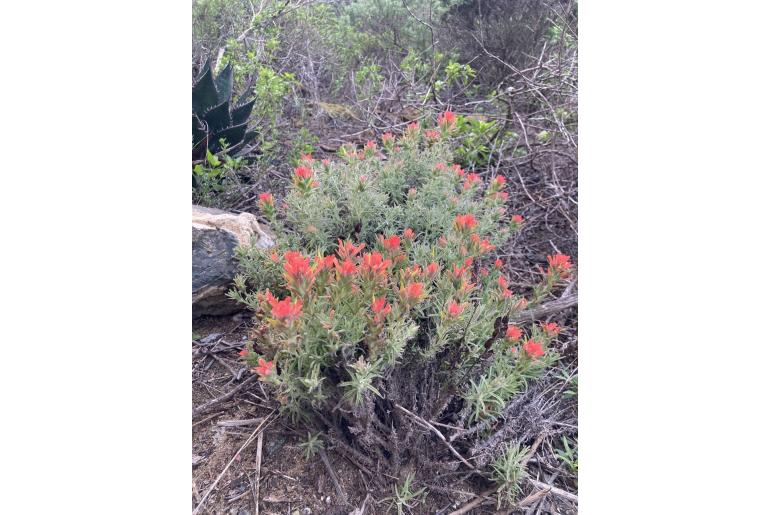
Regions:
[[192, 205, 274, 318]]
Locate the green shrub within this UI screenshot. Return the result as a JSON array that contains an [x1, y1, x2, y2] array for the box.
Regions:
[[228, 111, 573, 499]]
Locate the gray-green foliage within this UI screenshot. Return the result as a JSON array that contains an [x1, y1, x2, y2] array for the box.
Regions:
[[491, 442, 530, 507]]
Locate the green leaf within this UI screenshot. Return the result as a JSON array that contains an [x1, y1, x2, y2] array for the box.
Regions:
[[209, 122, 248, 153], [214, 62, 233, 104], [202, 100, 232, 134], [205, 149, 220, 167], [192, 66, 219, 116], [231, 98, 255, 126]]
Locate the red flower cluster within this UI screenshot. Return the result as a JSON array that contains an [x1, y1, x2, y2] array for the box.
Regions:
[[497, 275, 512, 298], [294, 166, 312, 179], [470, 233, 495, 253], [253, 358, 275, 377], [523, 339, 545, 359], [284, 251, 314, 287], [448, 300, 464, 317], [360, 251, 392, 279], [425, 129, 440, 141], [506, 325, 523, 340], [403, 228, 415, 240], [438, 110, 457, 129], [381, 234, 401, 251], [454, 213, 478, 231], [401, 282, 424, 303], [463, 173, 482, 190], [336, 258, 357, 276], [258, 192, 276, 217], [265, 291, 303, 323], [511, 214, 524, 224], [541, 322, 560, 336], [337, 239, 365, 260], [547, 254, 572, 279], [371, 297, 392, 323]]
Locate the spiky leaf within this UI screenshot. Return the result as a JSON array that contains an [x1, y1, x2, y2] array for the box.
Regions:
[[193, 114, 207, 145], [192, 67, 219, 116], [214, 63, 233, 104], [231, 98, 255, 126], [202, 100, 232, 134], [210, 122, 248, 152]]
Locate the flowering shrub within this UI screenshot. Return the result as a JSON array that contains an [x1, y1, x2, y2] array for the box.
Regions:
[[229, 112, 572, 497]]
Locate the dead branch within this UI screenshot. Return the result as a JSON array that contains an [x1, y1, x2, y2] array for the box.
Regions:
[[509, 293, 577, 325], [193, 374, 258, 418]]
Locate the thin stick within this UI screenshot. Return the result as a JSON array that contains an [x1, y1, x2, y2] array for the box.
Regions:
[[192, 412, 275, 515], [319, 449, 347, 503], [447, 486, 498, 515], [394, 404, 477, 471], [254, 431, 263, 515], [509, 293, 577, 325], [527, 478, 578, 503], [193, 374, 258, 418]]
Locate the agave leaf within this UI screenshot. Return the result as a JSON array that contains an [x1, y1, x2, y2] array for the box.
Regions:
[[242, 130, 257, 145], [192, 66, 219, 116], [214, 63, 233, 104], [209, 122, 248, 153], [202, 100, 231, 134], [231, 98, 255, 126], [193, 114, 207, 144], [195, 58, 211, 82]]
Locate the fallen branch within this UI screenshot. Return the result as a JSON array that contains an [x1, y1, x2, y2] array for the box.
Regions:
[[527, 478, 578, 503], [319, 449, 347, 503], [193, 374, 258, 418], [447, 486, 498, 515], [509, 293, 577, 325], [394, 404, 477, 471]]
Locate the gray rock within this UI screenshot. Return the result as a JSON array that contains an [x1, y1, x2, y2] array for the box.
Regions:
[[192, 205, 274, 318]]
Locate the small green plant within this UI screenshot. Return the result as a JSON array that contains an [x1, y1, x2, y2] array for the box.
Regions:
[[192, 60, 257, 160], [298, 431, 325, 460], [192, 149, 245, 206], [386, 472, 426, 515], [491, 442, 530, 507], [454, 115, 499, 168], [558, 367, 578, 399], [288, 127, 318, 166], [555, 436, 578, 475]]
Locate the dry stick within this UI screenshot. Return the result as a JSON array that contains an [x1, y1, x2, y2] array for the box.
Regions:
[[254, 431, 263, 515], [447, 485, 498, 515], [394, 404, 477, 471], [526, 478, 578, 503], [217, 418, 264, 427], [508, 293, 577, 325], [192, 412, 275, 515], [319, 449, 348, 503], [193, 374, 258, 418]]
